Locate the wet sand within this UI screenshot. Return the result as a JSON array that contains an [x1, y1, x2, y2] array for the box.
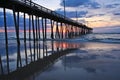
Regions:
[[25, 42, 120, 80]]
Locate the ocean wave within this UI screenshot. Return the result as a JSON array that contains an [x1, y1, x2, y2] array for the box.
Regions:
[[96, 39, 120, 43], [66, 34, 120, 44], [26, 37, 120, 44], [0, 33, 120, 44]]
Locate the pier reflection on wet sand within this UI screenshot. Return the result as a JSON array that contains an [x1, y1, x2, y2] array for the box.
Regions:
[[0, 40, 81, 80]]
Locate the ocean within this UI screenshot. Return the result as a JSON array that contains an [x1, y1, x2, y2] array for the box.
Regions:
[[0, 32, 120, 80]]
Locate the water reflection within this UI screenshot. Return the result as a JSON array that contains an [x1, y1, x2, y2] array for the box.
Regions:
[[0, 39, 81, 79], [1, 37, 120, 80], [53, 41, 84, 49], [25, 42, 120, 80]]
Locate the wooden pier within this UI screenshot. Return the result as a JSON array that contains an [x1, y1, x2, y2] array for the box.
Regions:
[[0, 0, 92, 78]]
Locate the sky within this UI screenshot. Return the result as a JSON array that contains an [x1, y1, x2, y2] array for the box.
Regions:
[[0, 0, 120, 33], [32, 0, 120, 28]]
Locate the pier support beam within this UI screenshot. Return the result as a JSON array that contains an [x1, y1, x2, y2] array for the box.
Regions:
[[38, 17, 41, 59], [60, 23, 64, 39], [32, 15, 36, 61], [55, 22, 60, 39], [0, 55, 3, 75], [51, 20, 54, 39], [3, 7, 10, 74], [44, 18, 47, 39], [42, 18, 45, 40], [35, 16, 39, 60], [24, 12, 28, 65], [13, 8, 22, 68], [41, 17, 45, 58], [29, 15, 33, 62]]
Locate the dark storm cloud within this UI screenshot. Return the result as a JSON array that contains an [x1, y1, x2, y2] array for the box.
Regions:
[[60, 0, 101, 9]]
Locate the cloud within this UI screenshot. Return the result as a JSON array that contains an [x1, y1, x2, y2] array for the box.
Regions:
[[78, 19, 86, 24], [0, 12, 15, 27], [60, 0, 101, 9], [56, 10, 88, 18], [0, 12, 30, 28], [84, 2, 101, 9], [106, 3, 120, 8], [86, 13, 105, 18], [93, 26, 120, 33], [60, 0, 90, 7], [68, 11, 88, 18], [113, 13, 120, 16]]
